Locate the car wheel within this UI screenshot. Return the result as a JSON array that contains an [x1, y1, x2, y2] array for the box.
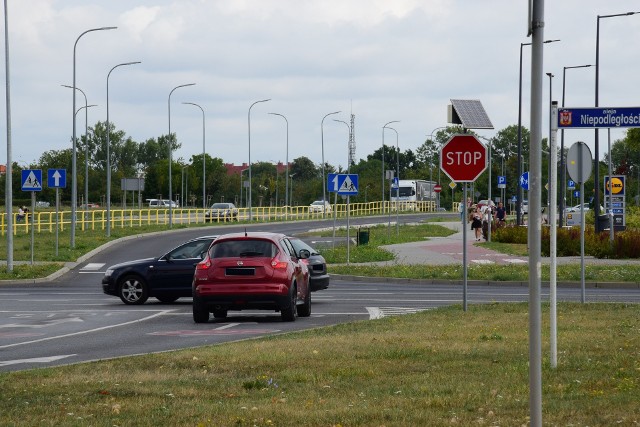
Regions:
[[213, 309, 228, 319], [297, 287, 311, 317], [193, 297, 210, 323], [118, 275, 149, 305], [281, 285, 298, 322], [156, 295, 179, 304]]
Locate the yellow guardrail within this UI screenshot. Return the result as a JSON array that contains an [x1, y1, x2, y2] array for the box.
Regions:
[[0, 201, 448, 235]]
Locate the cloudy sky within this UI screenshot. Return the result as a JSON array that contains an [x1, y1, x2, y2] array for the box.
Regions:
[[2, 0, 640, 171]]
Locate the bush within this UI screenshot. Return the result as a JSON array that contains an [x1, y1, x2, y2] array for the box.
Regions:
[[493, 224, 527, 244]]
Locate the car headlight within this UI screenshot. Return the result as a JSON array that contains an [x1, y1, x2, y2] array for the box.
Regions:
[[104, 268, 114, 278]]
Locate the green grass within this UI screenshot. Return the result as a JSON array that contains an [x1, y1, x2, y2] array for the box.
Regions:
[[0, 303, 638, 426], [328, 263, 640, 283]]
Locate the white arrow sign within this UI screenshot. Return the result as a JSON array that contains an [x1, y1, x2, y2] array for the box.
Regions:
[[0, 354, 76, 367]]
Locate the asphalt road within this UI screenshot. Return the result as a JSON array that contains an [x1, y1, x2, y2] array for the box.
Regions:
[[1, 215, 638, 373]]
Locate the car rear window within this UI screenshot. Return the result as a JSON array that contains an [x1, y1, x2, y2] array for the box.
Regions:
[[211, 239, 278, 258]]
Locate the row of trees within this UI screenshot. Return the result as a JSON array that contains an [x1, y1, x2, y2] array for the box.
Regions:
[[2, 121, 640, 210]]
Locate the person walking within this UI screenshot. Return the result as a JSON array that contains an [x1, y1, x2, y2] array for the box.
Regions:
[[469, 205, 483, 241], [495, 201, 506, 228]]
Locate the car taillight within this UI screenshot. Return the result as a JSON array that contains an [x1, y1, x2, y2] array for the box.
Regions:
[[271, 258, 288, 269], [196, 258, 211, 270]]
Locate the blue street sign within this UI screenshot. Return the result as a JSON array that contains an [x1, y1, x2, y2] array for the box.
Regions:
[[47, 169, 67, 188], [392, 177, 399, 189], [519, 172, 529, 191], [574, 191, 580, 198], [329, 173, 358, 195], [558, 107, 640, 129], [497, 176, 506, 185], [567, 179, 575, 189], [511, 195, 517, 202], [21, 169, 43, 192]]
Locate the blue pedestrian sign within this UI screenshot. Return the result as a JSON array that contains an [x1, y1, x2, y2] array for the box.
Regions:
[[21, 169, 43, 192], [328, 173, 358, 195], [519, 172, 529, 191], [48, 169, 67, 188], [391, 177, 399, 189], [574, 191, 580, 198]]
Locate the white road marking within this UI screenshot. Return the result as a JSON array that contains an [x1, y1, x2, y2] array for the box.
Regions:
[[81, 263, 105, 271], [0, 317, 83, 329], [505, 258, 528, 264], [471, 259, 494, 264], [0, 354, 76, 367]]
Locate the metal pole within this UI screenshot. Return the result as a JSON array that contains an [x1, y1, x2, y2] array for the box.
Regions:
[[462, 183, 467, 312], [529, 1, 545, 423], [106, 61, 140, 237], [608, 129, 614, 242], [321, 111, 340, 219], [168, 83, 196, 227], [4, 0, 13, 271], [387, 126, 400, 236], [182, 102, 206, 208], [269, 112, 289, 216], [550, 102, 558, 369], [248, 99, 271, 221], [71, 26, 117, 247], [382, 121, 399, 214]]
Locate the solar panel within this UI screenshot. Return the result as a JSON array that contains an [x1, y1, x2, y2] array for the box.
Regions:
[[449, 99, 494, 129]]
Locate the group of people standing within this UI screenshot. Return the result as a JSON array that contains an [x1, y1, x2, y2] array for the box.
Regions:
[[464, 198, 507, 241]]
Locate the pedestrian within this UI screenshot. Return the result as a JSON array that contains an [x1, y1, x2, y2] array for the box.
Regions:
[[469, 205, 483, 241], [17, 206, 25, 222], [494, 201, 506, 228]]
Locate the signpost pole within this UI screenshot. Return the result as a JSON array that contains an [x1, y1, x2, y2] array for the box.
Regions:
[[462, 183, 468, 312], [30, 191, 35, 265], [550, 102, 558, 369], [55, 188, 59, 257]]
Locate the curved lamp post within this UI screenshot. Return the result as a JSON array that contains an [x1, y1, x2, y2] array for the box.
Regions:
[[559, 64, 592, 226], [168, 83, 196, 226], [321, 111, 340, 218], [62, 84, 92, 220], [333, 119, 351, 171], [248, 99, 270, 221], [594, 12, 638, 231], [382, 121, 399, 212], [74, 102, 97, 225], [106, 61, 140, 237], [71, 26, 117, 247], [182, 102, 206, 208], [386, 126, 400, 236], [268, 112, 289, 215]]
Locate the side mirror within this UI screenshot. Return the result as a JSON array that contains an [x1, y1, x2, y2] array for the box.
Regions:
[[298, 249, 311, 260]]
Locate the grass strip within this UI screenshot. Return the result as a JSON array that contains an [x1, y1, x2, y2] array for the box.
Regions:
[[0, 303, 637, 426]]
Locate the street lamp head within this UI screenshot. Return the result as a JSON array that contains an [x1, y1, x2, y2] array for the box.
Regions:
[[546, 72, 554, 77], [544, 39, 561, 43]]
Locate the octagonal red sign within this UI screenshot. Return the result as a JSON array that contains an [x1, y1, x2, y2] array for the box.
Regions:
[[439, 134, 487, 182]]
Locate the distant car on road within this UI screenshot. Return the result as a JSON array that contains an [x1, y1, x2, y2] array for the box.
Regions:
[[102, 235, 217, 305], [205, 202, 238, 222], [288, 237, 329, 292], [148, 199, 179, 208], [566, 203, 604, 213], [309, 200, 331, 214], [192, 232, 311, 322]]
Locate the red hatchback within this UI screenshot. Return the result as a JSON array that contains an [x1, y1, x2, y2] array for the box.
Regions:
[[192, 232, 311, 322]]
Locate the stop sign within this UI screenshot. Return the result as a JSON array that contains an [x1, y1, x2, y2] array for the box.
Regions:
[[433, 184, 442, 193], [439, 134, 488, 182]]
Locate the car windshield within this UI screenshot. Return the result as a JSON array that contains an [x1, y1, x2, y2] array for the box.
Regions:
[[289, 239, 319, 256], [211, 239, 277, 258], [211, 203, 229, 209], [312, 201, 324, 206]]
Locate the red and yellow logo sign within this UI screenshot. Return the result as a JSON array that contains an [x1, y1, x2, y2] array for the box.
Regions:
[[559, 110, 572, 126], [606, 177, 624, 195]]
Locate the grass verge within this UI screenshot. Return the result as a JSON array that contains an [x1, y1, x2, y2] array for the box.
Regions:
[[0, 303, 638, 426]]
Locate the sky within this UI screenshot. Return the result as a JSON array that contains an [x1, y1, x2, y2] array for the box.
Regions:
[[2, 0, 640, 171]]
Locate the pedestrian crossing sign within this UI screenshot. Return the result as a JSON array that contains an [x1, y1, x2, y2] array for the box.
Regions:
[[328, 173, 358, 195], [21, 169, 43, 192]]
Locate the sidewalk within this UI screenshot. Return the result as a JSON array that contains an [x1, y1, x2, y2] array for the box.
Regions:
[[370, 221, 640, 268]]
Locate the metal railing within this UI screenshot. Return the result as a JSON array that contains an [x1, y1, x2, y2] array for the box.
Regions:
[[1, 201, 448, 235]]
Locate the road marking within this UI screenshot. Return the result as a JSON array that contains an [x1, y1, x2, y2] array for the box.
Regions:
[[471, 259, 494, 265], [0, 310, 172, 350], [81, 263, 105, 271], [366, 307, 431, 320], [0, 354, 76, 367], [505, 258, 528, 264], [0, 317, 83, 329]]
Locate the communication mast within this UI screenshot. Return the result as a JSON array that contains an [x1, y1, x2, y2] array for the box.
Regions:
[[348, 113, 356, 172]]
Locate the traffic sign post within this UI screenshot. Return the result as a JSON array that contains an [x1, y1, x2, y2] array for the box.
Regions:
[[21, 169, 42, 265], [48, 169, 66, 257]]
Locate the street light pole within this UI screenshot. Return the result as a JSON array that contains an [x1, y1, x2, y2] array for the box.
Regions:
[[382, 121, 400, 213], [559, 64, 592, 226], [71, 26, 116, 247], [321, 111, 340, 218], [428, 126, 447, 209], [518, 39, 559, 225], [182, 102, 206, 208], [268, 112, 289, 214], [106, 61, 140, 237], [546, 72, 553, 212], [168, 83, 195, 227], [4, 0, 13, 271], [594, 12, 638, 232], [387, 126, 400, 236], [248, 99, 270, 221], [62, 84, 91, 219]]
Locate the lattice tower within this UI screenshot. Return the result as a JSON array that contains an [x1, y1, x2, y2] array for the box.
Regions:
[[348, 113, 356, 171]]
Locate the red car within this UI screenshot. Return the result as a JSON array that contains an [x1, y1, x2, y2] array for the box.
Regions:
[[192, 232, 311, 322]]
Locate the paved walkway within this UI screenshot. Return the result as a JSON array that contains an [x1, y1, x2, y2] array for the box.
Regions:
[[363, 221, 640, 267]]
